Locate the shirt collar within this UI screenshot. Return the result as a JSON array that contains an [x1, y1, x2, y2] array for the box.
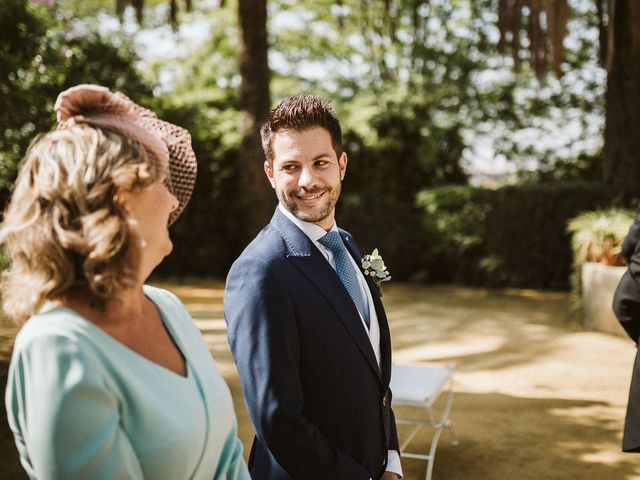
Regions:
[[278, 203, 338, 242]]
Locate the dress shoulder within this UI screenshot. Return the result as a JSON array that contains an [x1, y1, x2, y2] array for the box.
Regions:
[[12, 305, 99, 358], [143, 284, 183, 309], [143, 285, 194, 327]]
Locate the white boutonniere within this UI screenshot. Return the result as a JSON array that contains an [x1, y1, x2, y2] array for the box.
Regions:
[[361, 248, 391, 296]]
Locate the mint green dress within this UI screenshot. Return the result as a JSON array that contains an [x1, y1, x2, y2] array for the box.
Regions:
[[5, 285, 250, 480]]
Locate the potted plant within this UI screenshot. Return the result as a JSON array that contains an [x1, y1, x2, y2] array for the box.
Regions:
[[567, 208, 634, 335]]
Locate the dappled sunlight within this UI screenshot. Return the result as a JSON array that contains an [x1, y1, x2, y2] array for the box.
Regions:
[[187, 305, 225, 318], [550, 404, 622, 429], [452, 333, 633, 402], [425, 392, 640, 479], [216, 361, 243, 378], [184, 301, 224, 310], [385, 284, 635, 408], [383, 283, 570, 305], [151, 280, 225, 300], [194, 318, 227, 331], [580, 449, 629, 466], [374, 285, 639, 478], [394, 334, 505, 363], [501, 288, 569, 300], [555, 440, 631, 468]]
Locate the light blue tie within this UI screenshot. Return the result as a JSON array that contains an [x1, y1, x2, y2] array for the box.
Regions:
[[319, 231, 370, 328]]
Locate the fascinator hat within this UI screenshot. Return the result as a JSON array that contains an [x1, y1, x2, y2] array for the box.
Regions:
[[54, 84, 197, 225]]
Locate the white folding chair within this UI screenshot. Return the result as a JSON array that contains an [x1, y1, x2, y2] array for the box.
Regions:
[[390, 363, 458, 480]]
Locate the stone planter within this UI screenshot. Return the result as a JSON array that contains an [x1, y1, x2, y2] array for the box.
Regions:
[[581, 262, 627, 337]]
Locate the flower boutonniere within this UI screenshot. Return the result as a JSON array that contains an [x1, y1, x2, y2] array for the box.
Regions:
[[361, 248, 391, 296]]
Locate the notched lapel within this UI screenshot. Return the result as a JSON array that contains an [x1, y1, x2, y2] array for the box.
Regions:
[[288, 252, 381, 379], [271, 209, 381, 379]]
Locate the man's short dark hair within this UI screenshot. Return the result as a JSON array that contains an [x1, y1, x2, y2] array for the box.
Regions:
[[260, 94, 342, 164]]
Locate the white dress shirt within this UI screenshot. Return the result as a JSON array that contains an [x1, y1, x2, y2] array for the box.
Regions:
[[278, 204, 402, 479]]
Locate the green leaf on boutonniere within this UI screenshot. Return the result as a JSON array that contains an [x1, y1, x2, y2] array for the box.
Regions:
[[361, 248, 391, 296]]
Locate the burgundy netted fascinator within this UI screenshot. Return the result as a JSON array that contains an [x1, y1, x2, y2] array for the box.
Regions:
[[54, 84, 197, 225]]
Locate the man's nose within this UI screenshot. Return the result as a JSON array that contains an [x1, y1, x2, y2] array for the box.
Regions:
[[298, 166, 318, 189]]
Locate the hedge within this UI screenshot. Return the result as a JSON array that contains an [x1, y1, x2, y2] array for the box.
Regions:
[[415, 182, 625, 289]]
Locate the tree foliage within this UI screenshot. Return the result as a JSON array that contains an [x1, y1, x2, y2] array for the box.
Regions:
[[0, 0, 620, 279], [267, 0, 602, 181], [0, 0, 151, 205]]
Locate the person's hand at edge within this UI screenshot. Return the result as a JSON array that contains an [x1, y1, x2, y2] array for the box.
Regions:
[[380, 472, 401, 480]]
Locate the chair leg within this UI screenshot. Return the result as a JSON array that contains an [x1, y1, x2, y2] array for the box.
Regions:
[[426, 457, 435, 480], [425, 374, 457, 479], [424, 420, 445, 480], [447, 420, 459, 446]]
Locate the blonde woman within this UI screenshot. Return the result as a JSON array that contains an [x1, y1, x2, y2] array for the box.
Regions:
[[1, 85, 250, 480]]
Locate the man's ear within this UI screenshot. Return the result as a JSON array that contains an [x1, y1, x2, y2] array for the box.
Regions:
[[264, 161, 276, 189], [339, 152, 347, 181]]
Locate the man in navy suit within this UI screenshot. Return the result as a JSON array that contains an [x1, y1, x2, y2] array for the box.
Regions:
[[224, 95, 402, 479]]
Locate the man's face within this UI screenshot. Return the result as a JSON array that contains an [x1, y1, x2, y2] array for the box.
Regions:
[[264, 127, 346, 230]]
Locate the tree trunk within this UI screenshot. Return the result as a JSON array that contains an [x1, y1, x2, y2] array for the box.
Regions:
[[237, 0, 274, 243], [603, 0, 640, 190]]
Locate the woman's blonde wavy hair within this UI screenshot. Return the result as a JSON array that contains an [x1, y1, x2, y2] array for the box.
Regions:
[[0, 124, 165, 323]]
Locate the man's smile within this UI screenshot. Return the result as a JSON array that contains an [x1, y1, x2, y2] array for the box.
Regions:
[[295, 190, 326, 201]]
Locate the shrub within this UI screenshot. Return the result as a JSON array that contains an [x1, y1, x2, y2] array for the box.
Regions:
[[416, 185, 489, 283], [568, 209, 634, 266]]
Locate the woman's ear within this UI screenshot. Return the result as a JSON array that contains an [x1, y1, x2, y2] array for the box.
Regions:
[[114, 188, 132, 215]]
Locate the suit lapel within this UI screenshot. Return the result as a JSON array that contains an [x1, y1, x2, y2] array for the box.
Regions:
[[369, 280, 392, 387], [271, 210, 381, 380]]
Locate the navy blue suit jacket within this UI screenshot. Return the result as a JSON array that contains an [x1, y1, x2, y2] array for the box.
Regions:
[[224, 208, 399, 479]]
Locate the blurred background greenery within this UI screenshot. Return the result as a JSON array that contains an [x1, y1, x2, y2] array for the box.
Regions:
[[2, 0, 639, 289]]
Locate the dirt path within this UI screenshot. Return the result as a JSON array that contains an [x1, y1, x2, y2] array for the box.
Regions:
[[2, 282, 639, 479], [384, 285, 639, 479]]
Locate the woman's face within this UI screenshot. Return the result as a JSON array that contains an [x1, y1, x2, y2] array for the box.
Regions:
[[119, 176, 179, 281]]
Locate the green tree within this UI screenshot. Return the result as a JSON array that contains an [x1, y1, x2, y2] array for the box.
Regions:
[[0, 0, 151, 206]]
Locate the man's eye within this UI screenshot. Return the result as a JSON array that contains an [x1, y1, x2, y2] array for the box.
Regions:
[[315, 160, 328, 167], [282, 164, 297, 171]]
